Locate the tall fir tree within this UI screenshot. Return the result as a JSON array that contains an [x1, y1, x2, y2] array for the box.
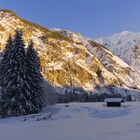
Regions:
[[26, 40, 43, 112], [26, 40, 43, 83], [0, 35, 13, 86], [0, 30, 40, 117]]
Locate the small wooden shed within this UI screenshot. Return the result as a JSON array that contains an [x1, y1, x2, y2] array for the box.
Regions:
[[104, 98, 124, 107]]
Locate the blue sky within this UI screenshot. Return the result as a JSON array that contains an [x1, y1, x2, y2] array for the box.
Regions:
[[0, 0, 140, 38]]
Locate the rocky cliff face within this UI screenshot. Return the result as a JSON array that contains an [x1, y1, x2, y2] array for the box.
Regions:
[[0, 10, 140, 94], [56, 30, 140, 90]]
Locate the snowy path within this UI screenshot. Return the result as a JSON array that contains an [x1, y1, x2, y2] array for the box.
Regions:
[[0, 102, 140, 140]]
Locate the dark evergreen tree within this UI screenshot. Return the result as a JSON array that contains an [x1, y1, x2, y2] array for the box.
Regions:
[[26, 40, 43, 83], [0, 30, 39, 117], [0, 35, 13, 86], [26, 40, 43, 112]]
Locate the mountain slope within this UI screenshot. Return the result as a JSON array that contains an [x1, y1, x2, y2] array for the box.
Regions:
[[56, 29, 140, 89], [0, 9, 140, 94], [95, 31, 140, 71]]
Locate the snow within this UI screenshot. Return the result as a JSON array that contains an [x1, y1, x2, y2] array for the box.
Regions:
[[47, 62, 63, 70], [112, 55, 131, 68], [104, 98, 124, 102], [64, 52, 74, 59], [76, 59, 92, 74], [1, 102, 140, 140], [50, 29, 140, 90], [52, 28, 91, 46], [104, 98, 123, 102], [95, 31, 140, 70], [85, 55, 92, 64]]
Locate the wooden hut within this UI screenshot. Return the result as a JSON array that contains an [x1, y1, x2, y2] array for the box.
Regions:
[[104, 98, 124, 107]]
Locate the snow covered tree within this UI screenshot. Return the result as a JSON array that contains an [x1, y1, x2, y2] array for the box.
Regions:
[[0, 30, 41, 117], [0, 35, 13, 86], [26, 40, 43, 83], [26, 40, 43, 112]]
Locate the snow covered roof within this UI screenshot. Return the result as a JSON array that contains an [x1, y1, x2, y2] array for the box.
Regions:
[[104, 98, 124, 103]]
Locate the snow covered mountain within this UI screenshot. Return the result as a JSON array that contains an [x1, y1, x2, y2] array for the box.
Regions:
[[95, 31, 140, 71], [55, 29, 140, 90], [0, 9, 140, 95]]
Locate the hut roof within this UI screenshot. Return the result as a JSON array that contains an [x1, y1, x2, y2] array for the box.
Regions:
[[104, 98, 124, 103]]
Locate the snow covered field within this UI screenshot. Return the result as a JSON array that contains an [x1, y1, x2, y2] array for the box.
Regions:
[[1, 102, 140, 140]]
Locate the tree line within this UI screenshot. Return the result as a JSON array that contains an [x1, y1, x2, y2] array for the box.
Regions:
[[57, 86, 132, 103]]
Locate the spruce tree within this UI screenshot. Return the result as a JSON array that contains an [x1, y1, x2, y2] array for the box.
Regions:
[[0, 35, 13, 86], [26, 40, 43, 112], [0, 30, 38, 117], [26, 40, 43, 83]]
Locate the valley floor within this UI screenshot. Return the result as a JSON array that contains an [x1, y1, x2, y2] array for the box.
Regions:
[[1, 102, 140, 140]]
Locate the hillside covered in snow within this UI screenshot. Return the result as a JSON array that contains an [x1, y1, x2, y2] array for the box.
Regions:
[[0, 9, 140, 98], [55, 29, 140, 92], [95, 31, 140, 71]]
